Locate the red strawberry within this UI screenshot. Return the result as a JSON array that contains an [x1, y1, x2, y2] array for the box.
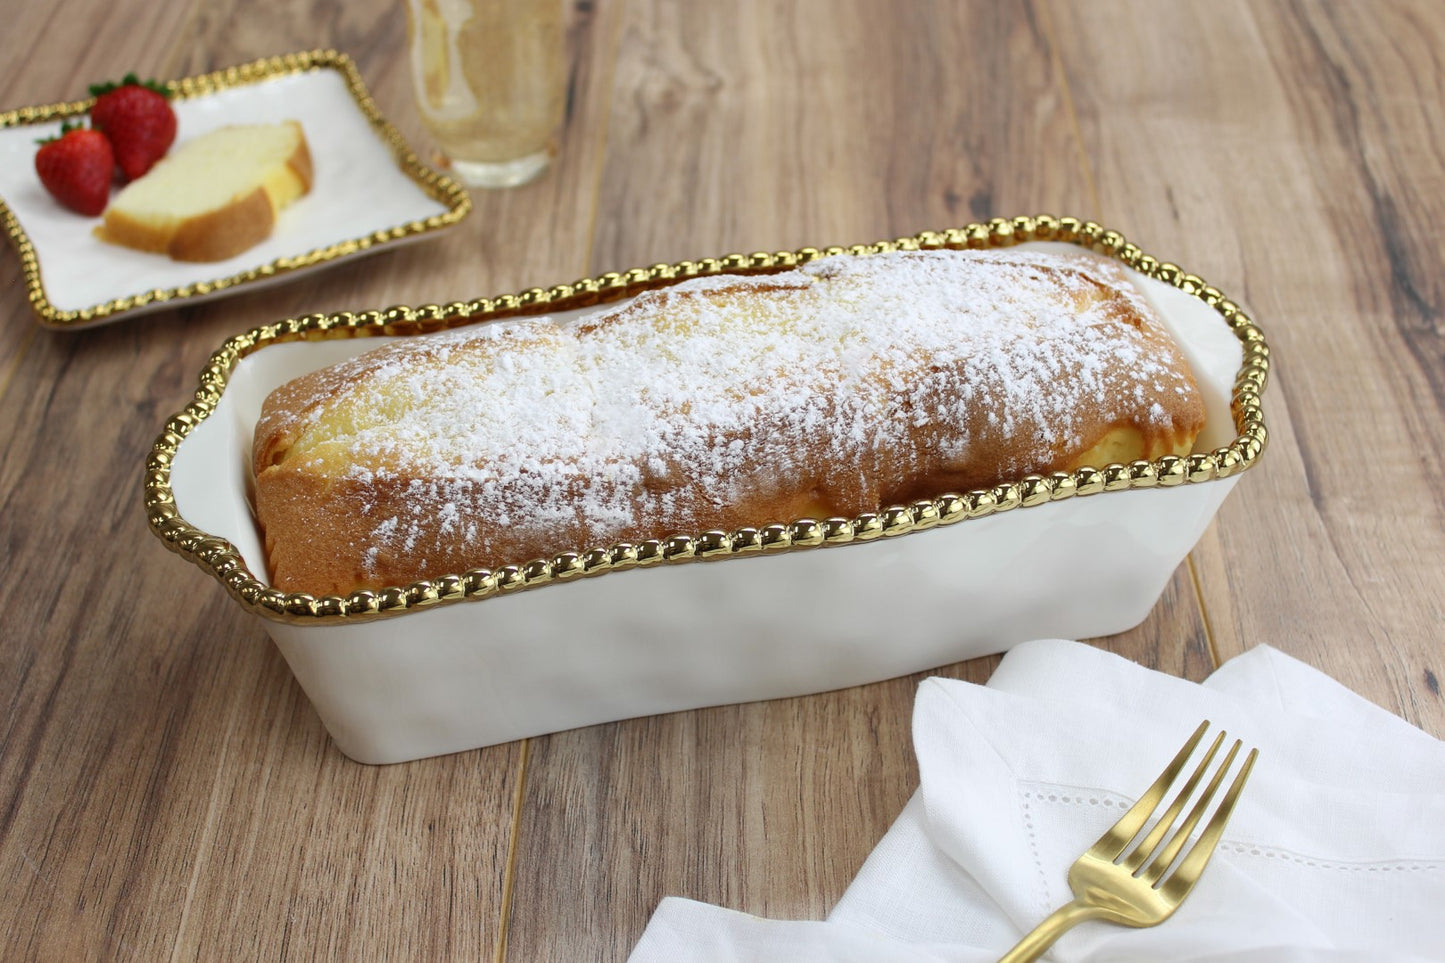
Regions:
[[89, 73, 177, 181], [34, 121, 114, 216]]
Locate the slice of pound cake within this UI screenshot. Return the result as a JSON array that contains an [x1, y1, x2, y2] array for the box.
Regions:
[[97, 120, 312, 262]]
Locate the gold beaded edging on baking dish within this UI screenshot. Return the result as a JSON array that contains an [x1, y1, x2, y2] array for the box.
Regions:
[[144, 216, 1271, 624], [0, 49, 471, 329]]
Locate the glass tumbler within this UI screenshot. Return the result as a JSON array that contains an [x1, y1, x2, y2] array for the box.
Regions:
[[405, 0, 565, 188]]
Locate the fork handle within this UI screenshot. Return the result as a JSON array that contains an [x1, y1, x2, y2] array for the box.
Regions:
[[997, 900, 1107, 963]]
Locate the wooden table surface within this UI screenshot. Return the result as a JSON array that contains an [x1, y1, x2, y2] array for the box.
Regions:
[[3, 1, 1442, 959]]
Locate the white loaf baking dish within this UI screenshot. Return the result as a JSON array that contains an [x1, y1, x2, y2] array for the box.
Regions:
[[147, 221, 1270, 764]]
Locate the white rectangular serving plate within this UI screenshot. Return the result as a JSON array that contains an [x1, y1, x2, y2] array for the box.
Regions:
[[164, 240, 1251, 764], [0, 51, 469, 328]]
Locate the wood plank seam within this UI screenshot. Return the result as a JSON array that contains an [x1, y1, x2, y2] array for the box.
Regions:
[[1187, 555, 1222, 669], [495, 737, 532, 963], [1037, 0, 1103, 222], [576, 0, 629, 270]]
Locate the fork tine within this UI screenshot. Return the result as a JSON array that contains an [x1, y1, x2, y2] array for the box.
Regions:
[[1088, 720, 1211, 860], [1157, 745, 1259, 897], [1137, 737, 1242, 884], [1120, 730, 1226, 872], [1001, 725, 1257, 959]]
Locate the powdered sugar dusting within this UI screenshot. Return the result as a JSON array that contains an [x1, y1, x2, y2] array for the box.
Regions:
[[262, 249, 1202, 582]]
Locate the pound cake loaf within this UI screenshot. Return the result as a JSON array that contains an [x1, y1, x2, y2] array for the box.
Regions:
[[253, 248, 1206, 597], [98, 120, 312, 262]]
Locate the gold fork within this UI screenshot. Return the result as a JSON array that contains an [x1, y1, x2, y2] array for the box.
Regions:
[[998, 720, 1258, 963]]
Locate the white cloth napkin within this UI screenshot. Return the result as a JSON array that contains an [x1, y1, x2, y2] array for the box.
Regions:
[[628, 640, 1445, 962]]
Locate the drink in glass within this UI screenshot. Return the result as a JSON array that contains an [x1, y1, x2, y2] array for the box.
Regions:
[[405, 0, 565, 188]]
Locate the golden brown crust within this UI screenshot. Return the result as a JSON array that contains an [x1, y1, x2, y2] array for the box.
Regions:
[[92, 208, 169, 254], [167, 186, 276, 262], [253, 250, 1207, 597], [285, 131, 314, 194], [97, 122, 311, 262]]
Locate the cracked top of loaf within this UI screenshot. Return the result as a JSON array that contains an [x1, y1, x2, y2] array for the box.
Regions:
[[252, 248, 1204, 595]]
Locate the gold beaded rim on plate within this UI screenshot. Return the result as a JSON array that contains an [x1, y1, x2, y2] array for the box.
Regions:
[[0, 49, 472, 329], [145, 216, 1271, 624]]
